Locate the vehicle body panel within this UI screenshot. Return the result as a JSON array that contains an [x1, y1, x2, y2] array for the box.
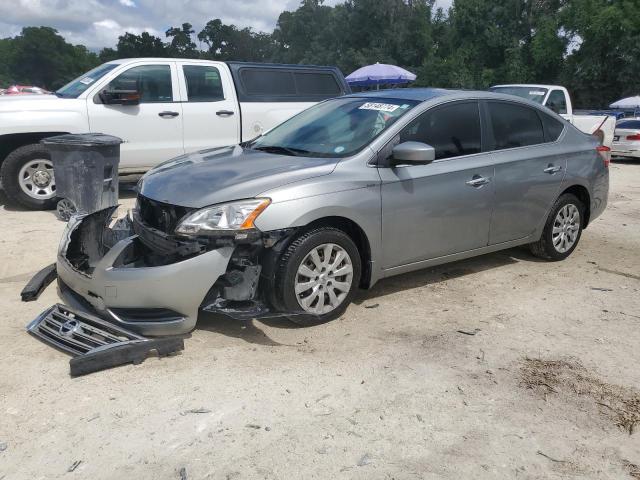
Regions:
[[611, 122, 640, 158]]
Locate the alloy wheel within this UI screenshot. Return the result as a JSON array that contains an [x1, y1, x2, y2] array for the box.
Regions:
[[294, 243, 354, 315], [552, 204, 580, 253]]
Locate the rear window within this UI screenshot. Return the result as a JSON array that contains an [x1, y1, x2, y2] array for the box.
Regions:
[[241, 69, 296, 96], [235, 66, 345, 101], [294, 72, 341, 95], [616, 120, 640, 129], [539, 112, 565, 142], [488, 101, 545, 150]]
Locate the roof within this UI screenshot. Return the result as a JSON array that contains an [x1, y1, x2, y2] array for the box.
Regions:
[[347, 88, 453, 101]]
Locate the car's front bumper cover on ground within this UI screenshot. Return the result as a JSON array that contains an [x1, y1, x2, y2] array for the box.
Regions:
[[56, 210, 235, 335]]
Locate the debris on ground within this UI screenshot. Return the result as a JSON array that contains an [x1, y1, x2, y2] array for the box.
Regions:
[[364, 304, 379, 309], [457, 328, 481, 336], [67, 460, 82, 472], [178, 466, 187, 480], [20, 263, 56, 302], [0, 442, 7, 452], [357, 453, 372, 466], [521, 358, 640, 434], [27, 304, 184, 377], [181, 408, 211, 415], [245, 424, 261, 429], [591, 287, 614, 292]]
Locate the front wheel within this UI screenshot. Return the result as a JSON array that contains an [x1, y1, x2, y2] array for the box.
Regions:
[[530, 193, 584, 261], [0, 144, 58, 210], [274, 227, 361, 326]]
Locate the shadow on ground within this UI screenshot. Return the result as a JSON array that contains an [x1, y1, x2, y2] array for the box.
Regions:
[[198, 247, 538, 345]]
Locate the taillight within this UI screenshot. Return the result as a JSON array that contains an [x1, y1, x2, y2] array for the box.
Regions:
[[626, 134, 640, 141], [596, 145, 611, 167]]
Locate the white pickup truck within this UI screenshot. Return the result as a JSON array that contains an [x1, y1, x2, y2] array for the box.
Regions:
[[490, 84, 616, 147], [0, 58, 350, 209]]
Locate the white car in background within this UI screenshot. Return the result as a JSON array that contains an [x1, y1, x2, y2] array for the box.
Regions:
[[490, 84, 616, 148], [0, 58, 350, 210], [612, 118, 640, 159]]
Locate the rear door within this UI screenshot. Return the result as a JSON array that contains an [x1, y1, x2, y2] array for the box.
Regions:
[[177, 62, 240, 153], [485, 100, 567, 244], [86, 61, 184, 169], [378, 100, 495, 268]]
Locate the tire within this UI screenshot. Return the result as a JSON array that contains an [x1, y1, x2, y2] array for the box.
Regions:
[[273, 227, 361, 326], [0, 144, 58, 210], [529, 193, 584, 261]]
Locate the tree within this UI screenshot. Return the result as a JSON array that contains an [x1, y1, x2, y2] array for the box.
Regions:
[[5, 27, 98, 89], [166, 23, 198, 58], [198, 19, 275, 61]]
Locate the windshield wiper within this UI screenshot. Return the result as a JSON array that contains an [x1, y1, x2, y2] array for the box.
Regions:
[[253, 145, 312, 156]]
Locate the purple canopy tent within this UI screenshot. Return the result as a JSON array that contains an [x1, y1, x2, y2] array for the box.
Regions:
[[346, 63, 417, 88]]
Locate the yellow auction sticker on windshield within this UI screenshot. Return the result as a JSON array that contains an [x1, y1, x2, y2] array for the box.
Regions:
[[359, 102, 400, 112]]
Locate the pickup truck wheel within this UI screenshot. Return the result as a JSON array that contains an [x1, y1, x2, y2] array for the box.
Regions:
[[275, 227, 361, 326], [0, 144, 57, 210], [529, 193, 584, 261]]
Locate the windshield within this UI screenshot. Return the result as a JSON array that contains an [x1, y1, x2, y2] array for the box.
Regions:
[[55, 63, 119, 98], [248, 97, 419, 157], [490, 86, 548, 104]]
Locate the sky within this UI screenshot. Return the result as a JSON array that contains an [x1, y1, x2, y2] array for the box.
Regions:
[[0, 0, 454, 51]]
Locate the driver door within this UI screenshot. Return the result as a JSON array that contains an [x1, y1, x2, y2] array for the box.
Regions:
[[378, 101, 495, 269], [86, 61, 184, 169]]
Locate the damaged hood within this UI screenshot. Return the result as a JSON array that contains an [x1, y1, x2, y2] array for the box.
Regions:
[[137, 145, 340, 208]]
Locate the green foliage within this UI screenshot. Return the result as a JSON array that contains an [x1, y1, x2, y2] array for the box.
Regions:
[[0, 0, 637, 106]]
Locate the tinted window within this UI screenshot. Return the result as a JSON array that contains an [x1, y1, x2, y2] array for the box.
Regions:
[[488, 102, 544, 150], [540, 112, 565, 142], [399, 102, 481, 160], [183, 65, 224, 102], [294, 72, 341, 95], [617, 120, 640, 129], [546, 90, 567, 115], [241, 69, 296, 95], [490, 86, 547, 104], [108, 65, 172, 103]]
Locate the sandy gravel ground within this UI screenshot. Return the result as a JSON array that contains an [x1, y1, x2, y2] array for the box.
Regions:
[[0, 163, 639, 480]]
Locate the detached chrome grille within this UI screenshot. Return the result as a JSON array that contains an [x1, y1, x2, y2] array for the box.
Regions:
[[136, 195, 194, 234], [28, 304, 144, 356]]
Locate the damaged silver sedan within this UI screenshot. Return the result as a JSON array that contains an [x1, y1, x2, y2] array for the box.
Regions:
[[57, 89, 609, 335]]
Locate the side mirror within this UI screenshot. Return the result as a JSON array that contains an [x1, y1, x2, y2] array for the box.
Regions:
[[391, 141, 435, 165], [99, 78, 140, 106]]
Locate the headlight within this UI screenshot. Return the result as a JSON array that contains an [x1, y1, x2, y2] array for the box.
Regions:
[[175, 198, 271, 235]]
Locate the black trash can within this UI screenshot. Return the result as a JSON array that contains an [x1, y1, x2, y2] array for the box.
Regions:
[[41, 133, 123, 216]]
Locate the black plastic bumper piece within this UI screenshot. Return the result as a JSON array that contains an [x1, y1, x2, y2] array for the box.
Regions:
[[21, 263, 57, 302], [69, 337, 184, 377], [27, 304, 184, 376]]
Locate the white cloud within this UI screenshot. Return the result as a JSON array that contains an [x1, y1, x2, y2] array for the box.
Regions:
[[119, 0, 136, 7]]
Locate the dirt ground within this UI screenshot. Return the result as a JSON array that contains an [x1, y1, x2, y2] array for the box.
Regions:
[[1, 161, 639, 480]]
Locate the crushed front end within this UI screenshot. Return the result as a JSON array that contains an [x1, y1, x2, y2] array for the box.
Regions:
[[56, 196, 291, 336]]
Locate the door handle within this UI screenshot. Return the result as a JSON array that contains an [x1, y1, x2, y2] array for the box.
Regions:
[[158, 111, 179, 118], [465, 175, 490, 187], [216, 110, 235, 117], [543, 165, 563, 174]]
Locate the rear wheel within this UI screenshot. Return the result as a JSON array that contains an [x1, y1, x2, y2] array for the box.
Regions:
[[530, 193, 584, 261], [1, 144, 57, 210], [274, 227, 361, 326]]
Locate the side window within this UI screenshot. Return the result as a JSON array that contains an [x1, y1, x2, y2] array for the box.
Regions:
[[183, 65, 224, 102], [539, 111, 565, 142], [399, 101, 481, 160], [240, 69, 296, 96], [487, 102, 544, 150], [293, 72, 341, 95], [108, 65, 172, 103], [546, 90, 567, 115]]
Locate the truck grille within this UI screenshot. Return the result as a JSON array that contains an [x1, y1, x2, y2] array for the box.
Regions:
[[136, 195, 194, 234], [27, 303, 145, 356]]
